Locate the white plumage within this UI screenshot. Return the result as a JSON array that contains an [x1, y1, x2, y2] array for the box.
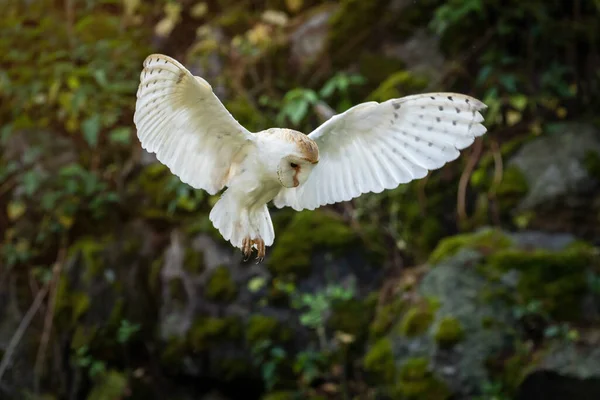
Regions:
[[133, 54, 488, 261]]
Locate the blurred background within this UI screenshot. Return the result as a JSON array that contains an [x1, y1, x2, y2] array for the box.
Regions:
[[1, 0, 600, 399]]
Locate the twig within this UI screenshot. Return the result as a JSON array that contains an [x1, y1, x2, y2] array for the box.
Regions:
[[0, 282, 49, 382], [33, 243, 67, 393], [457, 138, 484, 226]]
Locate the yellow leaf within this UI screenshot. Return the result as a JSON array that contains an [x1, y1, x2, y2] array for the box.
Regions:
[[7, 201, 26, 221], [506, 110, 522, 126], [155, 2, 182, 37], [556, 107, 567, 119], [67, 76, 80, 90], [334, 330, 355, 344], [122, 0, 140, 18], [58, 214, 74, 228], [191, 2, 207, 19], [262, 10, 288, 26], [530, 121, 542, 135], [286, 0, 303, 13]]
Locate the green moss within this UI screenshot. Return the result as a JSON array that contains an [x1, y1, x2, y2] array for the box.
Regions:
[[398, 305, 435, 337], [584, 150, 600, 179], [429, 228, 513, 265], [367, 70, 429, 103], [188, 316, 242, 351], [488, 247, 593, 320], [364, 337, 396, 383], [205, 266, 237, 302], [160, 336, 187, 367], [434, 316, 465, 348], [135, 163, 178, 211], [168, 277, 188, 304], [71, 291, 90, 324], [54, 276, 91, 328], [71, 325, 97, 349], [268, 210, 358, 278], [358, 52, 407, 84], [369, 298, 407, 339], [87, 370, 128, 400], [261, 392, 296, 400], [496, 166, 529, 211], [183, 248, 205, 275], [246, 314, 291, 346], [328, 297, 376, 341], [217, 357, 254, 381], [68, 236, 106, 283], [148, 257, 163, 294], [393, 358, 451, 400]]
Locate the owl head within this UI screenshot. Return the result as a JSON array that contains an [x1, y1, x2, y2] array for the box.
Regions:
[[273, 129, 319, 189]]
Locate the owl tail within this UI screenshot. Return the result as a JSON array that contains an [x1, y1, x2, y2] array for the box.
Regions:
[[209, 190, 275, 258]]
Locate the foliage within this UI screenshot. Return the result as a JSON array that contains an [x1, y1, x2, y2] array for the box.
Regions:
[[2, 0, 600, 398]]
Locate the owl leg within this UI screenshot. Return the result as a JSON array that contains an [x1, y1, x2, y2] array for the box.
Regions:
[[253, 238, 265, 263], [242, 237, 253, 261]]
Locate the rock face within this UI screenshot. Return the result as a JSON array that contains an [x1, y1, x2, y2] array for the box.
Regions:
[[363, 228, 600, 399], [508, 123, 600, 211], [503, 123, 600, 240], [418, 249, 513, 396]]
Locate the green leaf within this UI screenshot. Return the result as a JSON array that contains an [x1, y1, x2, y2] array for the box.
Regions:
[[82, 115, 101, 147], [247, 276, 267, 293], [109, 126, 132, 145]]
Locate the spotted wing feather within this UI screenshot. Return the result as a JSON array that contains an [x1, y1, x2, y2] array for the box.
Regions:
[[273, 92, 487, 211]]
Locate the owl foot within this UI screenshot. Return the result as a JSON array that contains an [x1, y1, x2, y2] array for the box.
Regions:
[[241, 237, 266, 263]]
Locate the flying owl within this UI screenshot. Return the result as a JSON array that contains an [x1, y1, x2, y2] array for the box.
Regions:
[[133, 54, 488, 261]]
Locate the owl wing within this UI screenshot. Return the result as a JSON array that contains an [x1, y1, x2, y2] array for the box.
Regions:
[[273, 93, 487, 211], [134, 54, 255, 195]]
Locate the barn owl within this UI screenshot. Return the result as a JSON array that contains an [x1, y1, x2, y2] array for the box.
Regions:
[[133, 54, 488, 261]]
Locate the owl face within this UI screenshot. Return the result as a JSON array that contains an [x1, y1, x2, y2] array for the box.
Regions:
[[277, 156, 318, 188]]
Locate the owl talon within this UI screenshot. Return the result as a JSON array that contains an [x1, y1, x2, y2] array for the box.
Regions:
[[242, 237, 266, 262]]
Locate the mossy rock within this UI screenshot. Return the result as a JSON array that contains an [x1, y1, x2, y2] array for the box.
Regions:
[[268, 210, 359, 279], [495, 165, 529, 211], [245, 314, 291, 346], [429, 228, 513, 265], [363, 337, 396, 383], [434, 316, 465, 348], [398, 304, 435, 337], [328, 296, 376, 343], [160, 336, 188, 367], [216, 357, 254, 381], [488, 247, 593, 320], [583, 150, 600, 180], [392, 358, 451, 400], [183, 248, 205, 275], [188, 316, 242, 351], [205, 266, 237, 302], [86, 370, 128, 400], [369, 297, 407, 339], [168, 277, 188, 304]]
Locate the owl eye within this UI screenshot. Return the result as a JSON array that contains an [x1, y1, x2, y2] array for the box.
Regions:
[[290, 163, 298, 168]]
